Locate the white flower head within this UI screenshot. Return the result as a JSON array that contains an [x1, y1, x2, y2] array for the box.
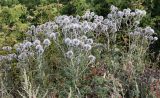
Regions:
[[148, 36, 153, 41], [18, 52, 28, 61], [49, 32, 57, 40], [107, 14, 113, 19], [35, 45, 44, 54], [66, 50, 74, 58], [145, 26, 155, 35], [72, 38, 80, 47], [2, 46, 12, 51], [86, 38, 93, 45], [99, 16, 104, 20], [37, 48, 44, 54], [81, 35, 88, 41], [131, 12, 136, 17], [64, 38, 72, 45], [31, 25, 35, 30], [36, 44, 43, 50], [88, 55, 96, 63], [117, 11, 124, 18], [110, 5, 118, 11], [90, 12, 95, 16], [25, 41, 32, 48], [83, 44, 92, 51], [153, 37, 158, 41], [91, 23, 97, 29], [94, 15, 98, 19], [43, 39, 51, 46], [33, 39, 41, 46], [135, 9, 146, 17]]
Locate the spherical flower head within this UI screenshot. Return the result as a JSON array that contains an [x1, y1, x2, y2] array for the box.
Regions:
[[31, 25, 35, 30], [131, 12, 136, 17], [88, 55, 96, 63], [90, 12, 95, 16], [135, 9, 146, 17], [43, 39, 51, 46], [25, 41, 32, 48], [83, 24, 92, 33], [145, 26, 155, 35], [110, 5, 118, 12], [81, 35, 88, 42], [15, 47, 22, 53], [124, 8, 131, 16], [111, 27, 117, 33], [153, 37, 158, 41], [36, 44, 43, 50], [2, 46, 12, 51], [107, 14, 113, 19], [94, 15, 98, 19], [64, 38, 71, 45], [18, 52, 27, 61], [91, 23, 97, 30], [37, 48, 44, 54], [72, 38, 80, 47], [83, 44, 92, 51], [117, 11, 124, 18], [33, 39, 41, 46], [63, 17, 70, 24], [86, 38, 93, 45], [66, 50, 74, 59], [35, 45, 44, 54], [49, 32, 57, 40], [148, 36, 153, 41], [99, 16, 104, 20]]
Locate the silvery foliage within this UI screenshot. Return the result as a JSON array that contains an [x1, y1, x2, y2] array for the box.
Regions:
[[1, 5, 158, 64]]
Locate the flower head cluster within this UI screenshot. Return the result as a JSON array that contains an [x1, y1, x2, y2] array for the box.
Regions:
[[129, 26, 158, 41], [2, 5, 157, 65], [0, 53, 17, 62]]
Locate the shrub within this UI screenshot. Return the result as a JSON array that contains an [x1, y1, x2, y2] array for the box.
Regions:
[[0, 5, 159, 98]]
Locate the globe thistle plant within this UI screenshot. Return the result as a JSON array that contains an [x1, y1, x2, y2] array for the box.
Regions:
[[0, 5, 159, 98]]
